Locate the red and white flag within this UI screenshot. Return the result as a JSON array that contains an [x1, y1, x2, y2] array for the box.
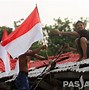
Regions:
[[1, 6, 43, 58], [0, 28, 10, 74], [1, 29, 19, 74], [0, 45, 10, 74], [1, 28, 8, 41], [1, 28, 10, 59]]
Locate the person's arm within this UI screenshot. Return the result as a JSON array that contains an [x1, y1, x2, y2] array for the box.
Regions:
[[22, 45, 47, 57], [64, 44, 77, 52], [68, 47, 77, 52], [32, 54, 47, 60], [51, 30, 79, 37], [25, 51, 48, 60], [61, 31, 79, 36], [30, 45, 47, 55]]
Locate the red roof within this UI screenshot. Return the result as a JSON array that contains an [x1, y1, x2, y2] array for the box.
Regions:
[[0, 52, 79, 72]]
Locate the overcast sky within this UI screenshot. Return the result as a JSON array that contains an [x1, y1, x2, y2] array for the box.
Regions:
[[0, 0, 89, 29]]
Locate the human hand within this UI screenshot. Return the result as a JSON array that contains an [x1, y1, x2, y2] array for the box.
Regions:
[[50, 30, 62, 35], [41, 45, 47, 50]]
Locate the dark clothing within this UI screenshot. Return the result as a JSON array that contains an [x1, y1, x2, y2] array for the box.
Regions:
[[77, 30, 89, 58], [77, 29, 89, 40], [15, 71, 30, 90]]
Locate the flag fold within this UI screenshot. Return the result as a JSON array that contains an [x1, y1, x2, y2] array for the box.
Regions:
[[1, 6, 43, 58]]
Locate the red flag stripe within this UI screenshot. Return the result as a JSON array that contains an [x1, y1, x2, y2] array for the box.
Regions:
[[2, 6, 40, 46], [2, 28, 8, 41]]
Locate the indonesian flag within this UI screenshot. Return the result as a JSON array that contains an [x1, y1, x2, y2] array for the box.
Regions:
[[1, 28, 10, 59], [0, 45, 10, 74], [0, 29, 10, 74], [1, 6, 43, 58], [1, 29, 19, 74], [1, 28, 8, 41]]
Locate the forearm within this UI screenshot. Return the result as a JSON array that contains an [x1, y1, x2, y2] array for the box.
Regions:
[[33, 54, 46, 60], [31, 47, 42, 55], [31, 45, 47, 54], [69, 47, 77, 52], [61, 31, 78, 36], [71, 48, 77, 51], [52, 30, 79, 36]]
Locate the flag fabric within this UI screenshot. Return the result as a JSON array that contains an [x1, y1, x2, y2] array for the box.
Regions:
[[2, 28, 10, 59], [0, 45, 10, 74], [0, 28, 19, 75], [2, 28, 19, 75], [0, 29, 11, 74], [1, 6, 43, 58], [2, 28, 8, 41]]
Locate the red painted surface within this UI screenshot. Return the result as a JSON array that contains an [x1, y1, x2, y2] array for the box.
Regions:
[[0, 52, 79, 72]]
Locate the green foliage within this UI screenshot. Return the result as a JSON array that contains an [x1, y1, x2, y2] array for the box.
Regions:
[[41, 17, 89, 56], [43, 17, 74, 56], [0, 17, 89, 57], [53, 17, 72, 31], [0, 26, 13, 41]]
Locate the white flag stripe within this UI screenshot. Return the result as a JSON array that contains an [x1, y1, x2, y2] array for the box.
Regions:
[[5, 23, 43, 58], [14, 59, 19, 74], [0, 45, 10, 74]]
